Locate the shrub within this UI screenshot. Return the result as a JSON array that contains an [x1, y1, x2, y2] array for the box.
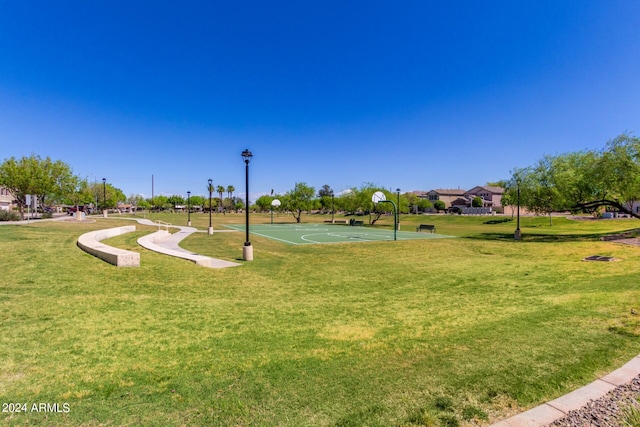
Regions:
[[621, 402, 640, 426], [0, 210, 20, 221]]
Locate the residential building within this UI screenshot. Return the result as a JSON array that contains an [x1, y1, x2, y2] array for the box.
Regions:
[[465, 186, 505, 210], [423, 189, 466, 208], [0, 187, 16, 211]]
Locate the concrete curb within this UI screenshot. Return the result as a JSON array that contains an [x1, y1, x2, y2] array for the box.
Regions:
[[490, 354, 640, 426], [76, 225, 140, 267]]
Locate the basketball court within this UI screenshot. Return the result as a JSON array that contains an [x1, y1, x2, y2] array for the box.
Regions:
[[223, 223, 453, 245]]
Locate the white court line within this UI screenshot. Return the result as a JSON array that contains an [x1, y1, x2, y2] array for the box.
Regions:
[[300, 232, 393, 244], [222, 224, 301, 245], [224, 224, 454, 244]]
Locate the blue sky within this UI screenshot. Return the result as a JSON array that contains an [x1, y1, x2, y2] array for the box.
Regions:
[[1, 1, 639, 201]]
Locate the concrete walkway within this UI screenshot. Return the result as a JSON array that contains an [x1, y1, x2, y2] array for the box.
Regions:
[[127, 218, 241, 268], [490, 354, 640, 426], [0, 213, 72, 225]]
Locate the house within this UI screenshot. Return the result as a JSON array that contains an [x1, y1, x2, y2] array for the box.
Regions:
[[465, 186, 505, 210], [116, 203, 134, 213], [423, 189, 467, 208], [0, 187, 17, 211]]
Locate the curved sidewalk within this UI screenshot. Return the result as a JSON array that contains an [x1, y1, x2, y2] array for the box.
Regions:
[[490, 353, 640, 426], [137, 227, 241, 268]]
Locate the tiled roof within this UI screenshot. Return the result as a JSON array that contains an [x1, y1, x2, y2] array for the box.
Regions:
[[430, 189, 466, 195]]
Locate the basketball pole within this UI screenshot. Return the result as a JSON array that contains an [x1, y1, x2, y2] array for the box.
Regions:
[[377, 200, 397, 241]]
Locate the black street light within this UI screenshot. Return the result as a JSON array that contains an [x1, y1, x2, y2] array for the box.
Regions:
[[331, 192, 335, 223], [242, 149, 253, 261], [187, 191, 191, 226], [396, 188, 401, 231], [102, 178, 106, 211], [207, 179, 213, 234], [515, 181, 521, 240]]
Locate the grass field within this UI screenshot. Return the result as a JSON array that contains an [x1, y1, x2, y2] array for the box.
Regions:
[[1, 212, 640, 426]]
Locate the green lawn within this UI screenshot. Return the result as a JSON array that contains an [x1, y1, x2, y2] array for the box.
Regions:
[[1, 213, 640, 426]]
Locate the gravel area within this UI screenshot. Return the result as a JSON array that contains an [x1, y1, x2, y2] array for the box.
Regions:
[[546, 376, 640, 427]]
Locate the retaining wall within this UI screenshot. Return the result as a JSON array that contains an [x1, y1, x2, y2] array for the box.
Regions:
[[77, 225, 140, 267]]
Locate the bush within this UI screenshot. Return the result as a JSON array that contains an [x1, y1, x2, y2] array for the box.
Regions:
[[0, 210, 20, 221], [434, 200, 446, 211]]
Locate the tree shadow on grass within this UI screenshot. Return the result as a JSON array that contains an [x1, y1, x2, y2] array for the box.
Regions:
[[466, 231, 637, 243]]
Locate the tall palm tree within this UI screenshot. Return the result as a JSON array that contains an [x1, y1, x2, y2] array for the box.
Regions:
[[216, 185, 225, 213], [226, 185, 235, 211]]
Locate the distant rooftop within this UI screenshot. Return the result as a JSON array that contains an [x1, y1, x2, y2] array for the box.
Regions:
[[430, 189, 466, 195]]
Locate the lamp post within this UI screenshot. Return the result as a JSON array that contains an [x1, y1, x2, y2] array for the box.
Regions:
[[187, 191, 191, 226], [207, 179, 214, 234], [331, 192, 335, 223], [396, 188, 401, 231], [102, 178, 107, 217], [514, 181, 521, 240], [270, 189, 274, 225], [242, 149, 253, 261]]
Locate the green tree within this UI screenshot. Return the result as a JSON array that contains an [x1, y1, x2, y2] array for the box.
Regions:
[[188, 195, 205, 210], [0, 155, 77, 219], [284, 182, 316, 223], [216, 185, 225, 212], [226, 185, 235, 210], [66, 177, 93, 211], [338, 189, 357, 214], [433, 200, 446, 211], [509, 158, 570, 225], [574, 134, 640, 216], [204, 197, 218, 212], [318, 184, 334, 212], [255, 195, 274, 212], [405, 193, 420, 213], [490, 180, 513, 216], [396, 192, 411, 214], [129, 194, 148, 211], [472, 196, 483, 207], [167, 195, 185, 208], [418, 198, 433, 212], [336, 185, 392, 222], [507, 134, 640, 219], [151, 195, 170, 211], [90, 182, 126, 210]]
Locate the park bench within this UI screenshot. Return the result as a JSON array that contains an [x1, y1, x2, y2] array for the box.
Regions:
[[349, 219, 365, 226], [324, 219, 350, 224], [416, 224, 436, 233]]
